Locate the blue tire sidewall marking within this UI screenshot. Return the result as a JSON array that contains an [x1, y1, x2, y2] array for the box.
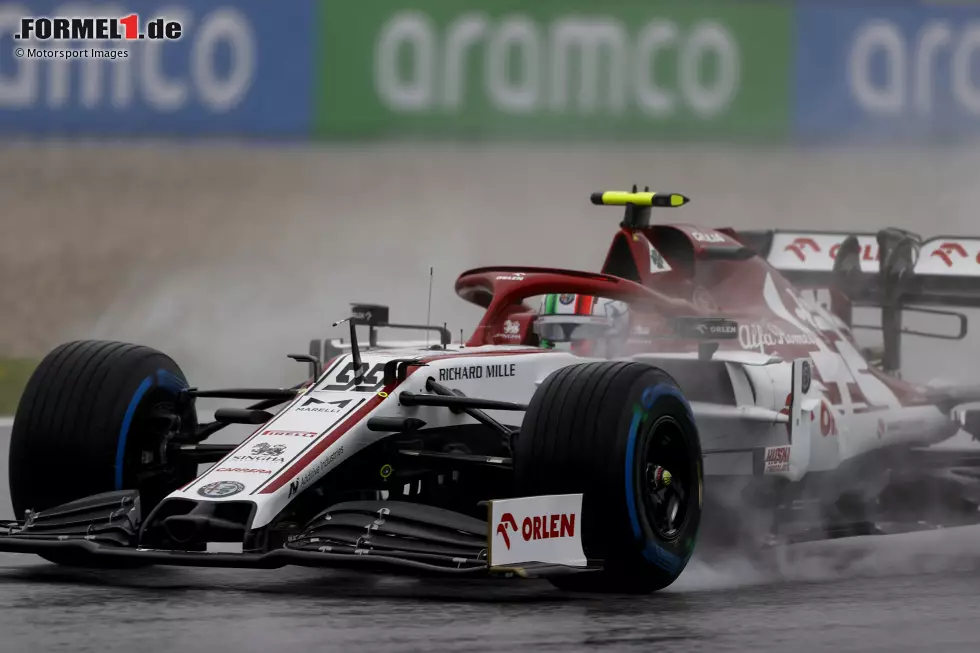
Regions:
[[114, 369, 188, 490], [156, 369, 187, 394], [624, 383, 694, 574]]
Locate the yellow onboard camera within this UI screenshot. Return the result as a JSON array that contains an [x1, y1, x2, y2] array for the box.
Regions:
[[589, 191, 689, 208], [589, 187, 689, 228]]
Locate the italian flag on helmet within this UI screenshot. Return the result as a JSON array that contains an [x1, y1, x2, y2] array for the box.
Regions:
[[541, 293, 595, 316]]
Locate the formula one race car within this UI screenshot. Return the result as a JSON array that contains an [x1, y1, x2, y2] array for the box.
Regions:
[[4, 189, 980, 594]]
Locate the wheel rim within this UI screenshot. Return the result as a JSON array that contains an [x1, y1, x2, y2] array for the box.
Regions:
[[125, 388, 196, 496], [638, 415, 692, 541]]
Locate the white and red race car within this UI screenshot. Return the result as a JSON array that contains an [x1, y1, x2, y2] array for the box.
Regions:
[[3, 189, 980, 593]]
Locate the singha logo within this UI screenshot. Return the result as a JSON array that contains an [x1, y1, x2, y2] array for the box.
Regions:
[[251, 443, 286, 457]]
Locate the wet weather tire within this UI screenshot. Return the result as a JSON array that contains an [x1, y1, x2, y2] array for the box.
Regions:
[[9, 340, 197, 520], [514, 361, 703, 593]]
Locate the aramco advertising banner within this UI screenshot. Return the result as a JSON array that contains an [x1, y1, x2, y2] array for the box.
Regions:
[[1, 1, 977, 142], [794, 2, 980, 141], [314, 0, 793, 141], [0, 0, 315, 136]]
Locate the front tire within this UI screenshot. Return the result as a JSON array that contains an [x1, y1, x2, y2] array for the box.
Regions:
[[514, 361, 703, 593], [9, 340, 197, 520]]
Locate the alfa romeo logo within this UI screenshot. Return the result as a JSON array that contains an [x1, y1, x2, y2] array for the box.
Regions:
[[197, 480, 245, 498]]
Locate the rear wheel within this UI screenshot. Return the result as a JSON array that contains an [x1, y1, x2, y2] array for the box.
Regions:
[[514, 361, 703, 593], [9, 340, 198, 561]]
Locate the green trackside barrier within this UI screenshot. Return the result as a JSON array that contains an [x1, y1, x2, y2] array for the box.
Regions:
[[0, 359, 36, 416], [315, 0, 793, 141]]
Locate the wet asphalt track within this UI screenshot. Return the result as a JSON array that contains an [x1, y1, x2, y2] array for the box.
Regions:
[[2, 422, 980, 653]]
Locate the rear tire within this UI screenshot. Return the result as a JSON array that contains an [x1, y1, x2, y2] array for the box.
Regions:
[[514, 361, 703, 593], [9, 340, 197, 535]]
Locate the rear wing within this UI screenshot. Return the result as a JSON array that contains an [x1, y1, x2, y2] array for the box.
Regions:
[[735, 228, 980, 376], [737, 229, 980, 308]]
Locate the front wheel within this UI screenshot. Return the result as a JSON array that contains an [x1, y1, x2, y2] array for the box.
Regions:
[[514, 361, 703, 593], [9, 340, 198, 528]]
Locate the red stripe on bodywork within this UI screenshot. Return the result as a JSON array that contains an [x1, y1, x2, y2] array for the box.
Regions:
[[258, 391, 387, 494], [260, 348, 552, 494]]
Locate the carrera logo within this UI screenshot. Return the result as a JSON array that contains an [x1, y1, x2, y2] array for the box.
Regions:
[[215, 467, 271, 474], [931, 242, 969, 268], [488, 494, 586, 568]]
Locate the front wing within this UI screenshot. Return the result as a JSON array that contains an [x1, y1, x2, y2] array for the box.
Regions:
[[0, 491, 598, 580]]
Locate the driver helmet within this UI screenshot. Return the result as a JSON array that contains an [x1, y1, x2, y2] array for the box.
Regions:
[[539, 293, 630, 354], [540, 293, 628, 319]]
